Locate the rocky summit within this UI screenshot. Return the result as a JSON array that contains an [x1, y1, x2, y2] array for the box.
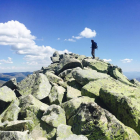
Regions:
[[0, 52, 140, 140]]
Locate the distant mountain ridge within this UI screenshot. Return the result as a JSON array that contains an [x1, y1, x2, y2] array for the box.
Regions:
[[0, 72, 33, 86], [123, 72, 140, 81], [136, 77, 140, 82]]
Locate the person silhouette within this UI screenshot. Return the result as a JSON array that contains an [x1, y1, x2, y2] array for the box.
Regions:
[[91, 40, 98, 59]]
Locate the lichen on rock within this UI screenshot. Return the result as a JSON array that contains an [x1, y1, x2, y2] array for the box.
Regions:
[[16, 73, 51, 100], [49, 85, 65, 105], [1, 52, 140, 139], [100, 81, 140, 134], [68, 102, 140, 140], [41, 104, 66, 128], [72, 68, 110, 85], [82, 58, 109, 73]]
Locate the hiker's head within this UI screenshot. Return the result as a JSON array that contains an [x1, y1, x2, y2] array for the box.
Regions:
[[91, 40, 94, 43]]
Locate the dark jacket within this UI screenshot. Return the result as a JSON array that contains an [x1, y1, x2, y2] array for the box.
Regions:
[[91, 41, 97, 49]]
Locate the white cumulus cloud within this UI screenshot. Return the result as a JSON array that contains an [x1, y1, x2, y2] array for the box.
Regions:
[[121, 59, 133, 63], [65, 27, 96, 42], [0, 20, 70, 67], [0, 20, 35, 49], [0, 57, 13, 64], [57, 38, 60, 40], [80, 27, 96, 38], [103, 59, 112, 62]]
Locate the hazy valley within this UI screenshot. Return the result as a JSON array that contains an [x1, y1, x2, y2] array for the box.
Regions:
[[0, 72, 32, 86]]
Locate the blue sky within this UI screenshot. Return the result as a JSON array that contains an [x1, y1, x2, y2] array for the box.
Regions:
[[0, 0, 140, 72]]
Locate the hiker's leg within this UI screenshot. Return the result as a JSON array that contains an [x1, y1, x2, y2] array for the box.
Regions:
[[92, 49, 95, 59]]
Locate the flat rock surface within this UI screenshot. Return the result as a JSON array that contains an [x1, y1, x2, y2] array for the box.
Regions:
[[82, 58, 109, 73], [81, 77, 116, 98], [66, 86, 81, 100], [56, 124, 73, 140], [72, 69, 110, 85]]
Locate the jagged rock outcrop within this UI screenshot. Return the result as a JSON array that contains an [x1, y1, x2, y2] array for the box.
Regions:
[[1, 51, 140, 140], [51, 51, 60, 63], [2, 77, 17, 90]]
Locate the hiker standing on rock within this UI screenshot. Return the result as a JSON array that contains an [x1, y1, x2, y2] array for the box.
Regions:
[[91, 40, 98, 59]]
